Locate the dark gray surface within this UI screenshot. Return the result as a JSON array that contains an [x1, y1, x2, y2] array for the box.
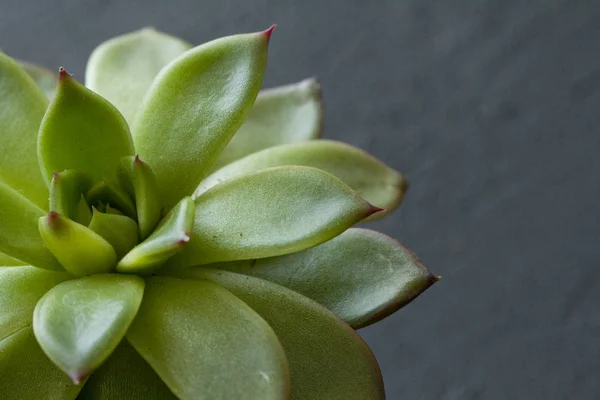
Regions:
[[2, 0, 599, 398]]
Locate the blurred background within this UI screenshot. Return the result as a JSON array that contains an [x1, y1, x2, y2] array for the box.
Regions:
[[2, 0, 598, 398]]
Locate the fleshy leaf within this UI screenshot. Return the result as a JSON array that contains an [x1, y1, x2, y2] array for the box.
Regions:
[[76, 195, 93, 226], [182, 269, 385, 400], [168, 166, 380, 268], [38, 212, 117, 276], [86, 28, 192, 125], [211, 78, 323, 171], [0, 328, 83, 399], [0, 181, 61, 270], [49, 169, 93, 221], [127, 276, 290, 400], [20, 61, 57, 99], [38, 68, 134, 185], [132, 28, 272, 209], [0, 52, 49, 208], [210, 228, 437, 329], [86, 179, 136, 219], [88, 209, 139, 259], [33, 274, 144, 383], [0, 252, 24, 266], [121, 155, 162, 239], [0, 266, 70, 341], [199, 140, 406, 219], [117, 197, 194, 274], [78, 340, 177, 400]]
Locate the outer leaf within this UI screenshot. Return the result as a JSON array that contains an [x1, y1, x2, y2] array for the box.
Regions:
[[86, 28, 192, 124], [0, 181, 62, 270], [182, 269, 385, 400], [211, 78, 323, 171], [88, 209, 138, 259], [20, 61, 57, 99], [38, 212, 117, 276], [0, 252, 24, 266], [121, 155, 162, 239], [168, 166, 379, 268], [133, 28, 272, 209], [78, 340, 177, 400], [33, 274, 145, 383], [210, 228, 437, 329], [0, 328, 82, 399], [199, 140, 406, 219], [127, 276, 290, 400], [117, 197, 194, 274], [0, 52, 49, 208], [49, 170, 93, 221], [0, 266, 70, 341], [38, 69, 134, 185]]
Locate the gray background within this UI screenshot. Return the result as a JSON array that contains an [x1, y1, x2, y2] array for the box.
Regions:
[[2, 0, 598, 398]]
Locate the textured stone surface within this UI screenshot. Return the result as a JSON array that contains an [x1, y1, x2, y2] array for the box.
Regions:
[[2, 0, 599, 398]]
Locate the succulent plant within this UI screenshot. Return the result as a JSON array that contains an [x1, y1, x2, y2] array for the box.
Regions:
[[0, 25, 437, 400]]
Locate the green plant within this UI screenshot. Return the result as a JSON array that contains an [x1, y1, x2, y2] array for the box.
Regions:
[[0, 25, 437, 400]]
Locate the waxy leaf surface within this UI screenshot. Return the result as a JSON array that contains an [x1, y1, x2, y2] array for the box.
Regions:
[[199, 140, 406, 218], [78, 340, 177, 400], [133, 29, 270, 209], [0, 52, 49, 208], [0, 266, 70, 341], [86, 28, 192, 124], [0, 252, 24, 266], [0, 182, 61, 270], [38, 212, 117, 276], [0, 328, 82, 399], [170, 166, 378, 267], [211, 228, 437, 328], [185, 269, 385, 400], [117, 197, 194, 274], [212, 78, 322, 171], [127, 276, 290, 400], [38, 70, 134, 185], [33, 274, 144, 383], [88, 210, 139, 259]]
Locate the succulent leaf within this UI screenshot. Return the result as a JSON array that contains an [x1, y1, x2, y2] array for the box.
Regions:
[[211, 78, 323, 171], [49, 169, 93, 221], [88, 209, 139, 259], [86, 28, 192, 125], [117, 197, 194, 274], [127, 276, 291, 400], [0, 266, 70, 341], [121, 155, 162, 239], [132, 28, 271, 209], [38, 212, 117, 276], [86, 179, 137, 219], [184, 269, 385, 400], [37, 68, 134, 185], [0, 252, 24, 266], [78, 340, 177, 400], [168, 166, 380, 268], [0, 181, 62, 270], [76, 194, 94, 226], [33, 274, 144, 384], [0, 328, 83, 399], [0, 52, 49, 208], [199, 140, 407, 219], [209, 228, 437, 329], [20, 61, 57, 99]]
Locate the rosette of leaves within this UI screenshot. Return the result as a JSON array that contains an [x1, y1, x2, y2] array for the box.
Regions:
[[0, 25, 437, 400]]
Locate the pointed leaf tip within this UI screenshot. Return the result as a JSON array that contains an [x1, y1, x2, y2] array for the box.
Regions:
[[58, 67, 70, 80], [367, 204, 386, 217], [264, 24, 277, 41]]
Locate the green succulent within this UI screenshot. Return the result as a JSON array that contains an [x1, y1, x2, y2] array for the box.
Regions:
[[0, 25, 437, 400]]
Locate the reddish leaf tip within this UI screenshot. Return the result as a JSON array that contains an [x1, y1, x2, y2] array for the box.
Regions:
[[48, 211, 59, 220], [263, 24, 277, 42], [134, 154, 141, 163], [177, 234, 190, 246], [58, 67, 70, 80], [68, 372, 87, 385], [52, 171, 60, 182], [366, 204, 385, 217]]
